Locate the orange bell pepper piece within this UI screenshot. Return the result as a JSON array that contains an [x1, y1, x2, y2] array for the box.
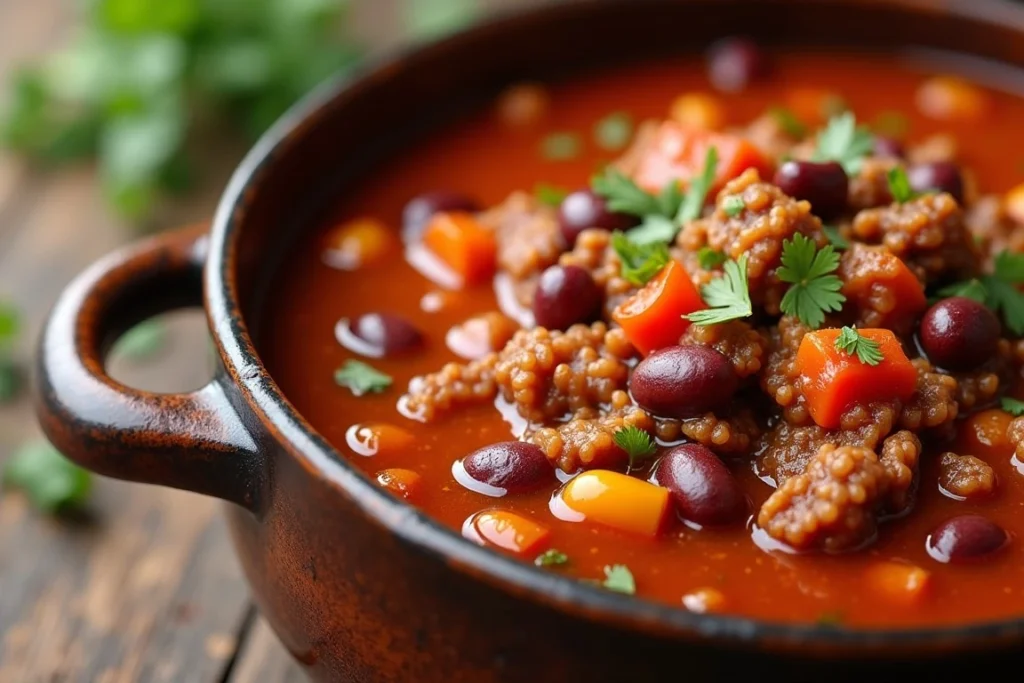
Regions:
[[556, 470, 670, 537], [464, 509, 551, 557], [612, 260, 705, 355], [422, 211, 497, 286], [376, 468, 423, 501], [629, 121, 773, 197], [321, 217, 397, 270], [840, 246, 926, 332], [797, 328, 917, 429], [865, 560, 931, 607]]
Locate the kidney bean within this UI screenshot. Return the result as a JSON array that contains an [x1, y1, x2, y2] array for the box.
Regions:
[[652, 444, 746, 526], [772, 160, 848, 220], [629, 345, 738, 418], [907, 162, 965, 204], [557, 189, 633, 245], [919, 297, 1000, 371], [532, 264, 603, 330], [340, 312, 424, 357], [402, 191, 480, 242], [926, 514, 1009, 563], [461, 442, 552, 495], [706, 37, 769, 93]]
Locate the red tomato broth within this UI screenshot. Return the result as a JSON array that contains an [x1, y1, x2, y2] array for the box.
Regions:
[[259, 53, 1024, 628]]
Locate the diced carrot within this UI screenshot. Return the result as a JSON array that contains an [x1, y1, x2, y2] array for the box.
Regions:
[[957, 408, 1015, 459], [916, 76, 989, 123], [376, 468, 423, 501], [629, 121, 773, 197], [556, 470, 671, 537], [796, 328, 917, 429], [682, 587, 727, 613], [1004, 183, 1024, 225], [865, 561, 931, 607], [345, 423, 416, 457], [612, 260, 705, 355], [840, 246, 926, 332], [322, 218, 396, 270], [463, 509, 551, 556], [422, 211, 497, 287], [785, 87, 845, 125], [669, 93, 725, 131]]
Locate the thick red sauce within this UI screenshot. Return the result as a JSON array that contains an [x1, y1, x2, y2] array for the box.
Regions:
[[261, 54, 1024, 628]]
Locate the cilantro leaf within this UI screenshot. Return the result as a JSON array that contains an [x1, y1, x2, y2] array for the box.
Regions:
[[769, 106, 806, 138], [822, 225, 849, 250], [777, 233, 846, 329], [334, 360, 392, 396], [994, 251, 1024, 283], [613, 425, 657, 471], [535, 549, 569, 567], [611, 232, 671, 286], [3, 441, 92, 513], [626, 215, 677, 246], [984, 277, 1024, 336], [113, 320, 166, 360], [675, 146, 718, 224], [697, 246, 727, 270], [685, 255, 752, 326], [594, 111, 633, 151], [722, 195, 745, 217], [0, 302, 18, 341], [886, 166, 917, 203], [812, 112, 874, 175], [535, 183, 569, 207], [834, 326, 884, 365], [592, 169, 665, 217], [540, 132, 581, 161], [940, 254, 1024, 335], [938, 278, 988, 304], [602, 565, 636, 594], [1001, 397, 1024, 416]]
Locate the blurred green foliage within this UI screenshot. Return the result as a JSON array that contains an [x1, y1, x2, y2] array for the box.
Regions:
[[0, 0, 364, 222], [0, 303, 19, 403]]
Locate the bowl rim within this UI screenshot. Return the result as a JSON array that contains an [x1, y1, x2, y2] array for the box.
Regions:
[[206, 0, 1024, 653]]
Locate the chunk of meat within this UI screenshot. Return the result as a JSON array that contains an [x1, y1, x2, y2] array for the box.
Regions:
[[758, 444, 888, 552], [478, 191, 563, 279], [756, 419, 891, 486], [527, 393, 654, 473], [678, 169, 826, 314], [760, 315, 817, 425], [400, 356, 498, 422], [938, 452, 996, 500], [967, 195, 1024, 266], [898, 359, 959, 431], [838, 243, 926, 334], [680, 320, 768, 378], [1009, 416, 1024, 466], [850, 193, 980, 283], [953, 342, 1009, 412], [653, 409, 762, 457], [879, 431, 922, 515], [848, 156, 897, 211]]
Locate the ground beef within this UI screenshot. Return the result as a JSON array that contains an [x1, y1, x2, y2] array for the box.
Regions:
[[848, 157, 896, 211], [401, 356, 498, 422], [967, 195, 1024, 264], [879, 430, 922, 515], [492, 322, 637, 424], [1009, 417, 1024, 464], [838, 243, 925, 334], [680, 320, 767, 378], [558, 228, 636, 318], [938, 452, 996, 500], [756, 418, 891, 486], [898, 359, 959, 431], [677, 169, 826, 314], [528, 391, 653, 472], [654, 409, 762, 456], [758, 444, 888, 552], [850, 193, 980, 284], [479, 191, 563, 280], [953, 341, 1009, 411], [760, 315, 813, 425]]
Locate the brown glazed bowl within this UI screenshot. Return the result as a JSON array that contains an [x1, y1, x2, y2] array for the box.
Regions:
[[34, 1, 1024, 680]]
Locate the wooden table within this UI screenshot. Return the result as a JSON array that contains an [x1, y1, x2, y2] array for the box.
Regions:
[[0, 1, 530, 680]]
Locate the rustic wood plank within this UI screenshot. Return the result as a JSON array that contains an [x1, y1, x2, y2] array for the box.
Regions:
[[227, 618, 306, 683]]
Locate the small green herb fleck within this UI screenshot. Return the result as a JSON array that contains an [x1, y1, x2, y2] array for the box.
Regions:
[[1001, 397, 1024, 416], [592, 168, 668, 217], [675, 146, 718, 224], [685, 255, 753, 326], [834, 326, 884, 366], [334, 360, 393, 396], [3, 441, 92, 513], [602, 564, 636, 595], [0, 302, 21, 403], [886, 166, 918, 204], [535, 549, 569, 567], [722, 195, 745, 217], [113, 320, 167, 360], [594, 111, 633, 151], [611, 231, 671, 286], [697, 246, 727, 270], [873, 111, 908, 139], [769, 106, 806, 138], [812, 112, 874, 175], [535, 183, 569, 207], [777, 233, 846, 329], [541, 132, 581, 161], [822, 225, 850, 250], [938, 278, 988, 304], [626, 215, 677, 246], [613, 425, 657, 471], [941, 251, 1024, 335]]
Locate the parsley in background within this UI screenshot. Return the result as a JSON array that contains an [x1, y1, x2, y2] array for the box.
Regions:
[[941, 250, 1024, 335], [812, 112, 874, 175], [886, 167, 918, 204], [611, 233, 671, 286], [0, 303, 20, 403], [3, 440, 92, 513], [1000, 397, 1024, 416]]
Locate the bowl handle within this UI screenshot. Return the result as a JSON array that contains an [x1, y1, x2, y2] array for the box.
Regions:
[[34, 224, 263, 512]]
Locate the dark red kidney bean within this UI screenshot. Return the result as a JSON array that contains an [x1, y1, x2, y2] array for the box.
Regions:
[[706, 37, 769, 93], [772, 160, 848, 220], [532, 264, 602, 330], [558, 189, 633, 246], [919, 297, 1000, 371], [873, 136, 905, 159], [926, 514, 1008, 563], [907, 162, 965, 204], [630, 345, 738, 419], [462, 442, 551, 493], [652, 444, 746, 526], [349, 313, 424, 356], [402, 191, 480, 240]]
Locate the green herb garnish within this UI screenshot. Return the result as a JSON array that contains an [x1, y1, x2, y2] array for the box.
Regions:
[[1000, 397, 1024, 416], [777, 233, 846, 329], [404, 0, 480, 40], [0, 302, 20, 402], [535, 183, 569, 207], [626, 215, 678, 246], [822, 225, 850, 250], [821, 95, 849, 119], [940, 251, 1024, 335], [611, 232, 671, 286], [602, 564, 636, 595], [594, 111, 633, 151], [938, 278, 988, 304], [722, 195, 745, 217], [697, 246, 727, 270], [873, 111, 908, 139], [769, 106, 806, 138], [535, 549, 569, 567], [592, 168, 674, 217], [3, 441, 92, 513], [541, 132, 581, 161], [834, 326, 884, 366], [613, 425, 658, 471], [812, 112, 874, 175], [886, 166, 918, 204], [685, 255, 752, 326], [675, 146, 718, 225], [334, 360, 393, 396]]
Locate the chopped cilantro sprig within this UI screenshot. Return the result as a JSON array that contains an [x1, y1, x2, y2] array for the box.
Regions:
[[812, 112, 874, 175], [602, 564, 636, 595], [685, 255, 752, 326], [611, 232, 671, 286], [940, 250, 1024, 335], [613, 425, 657, 471], [334, 360, 392, 396], [834, 327, 883, 366], [777, 233, 846, 329]]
